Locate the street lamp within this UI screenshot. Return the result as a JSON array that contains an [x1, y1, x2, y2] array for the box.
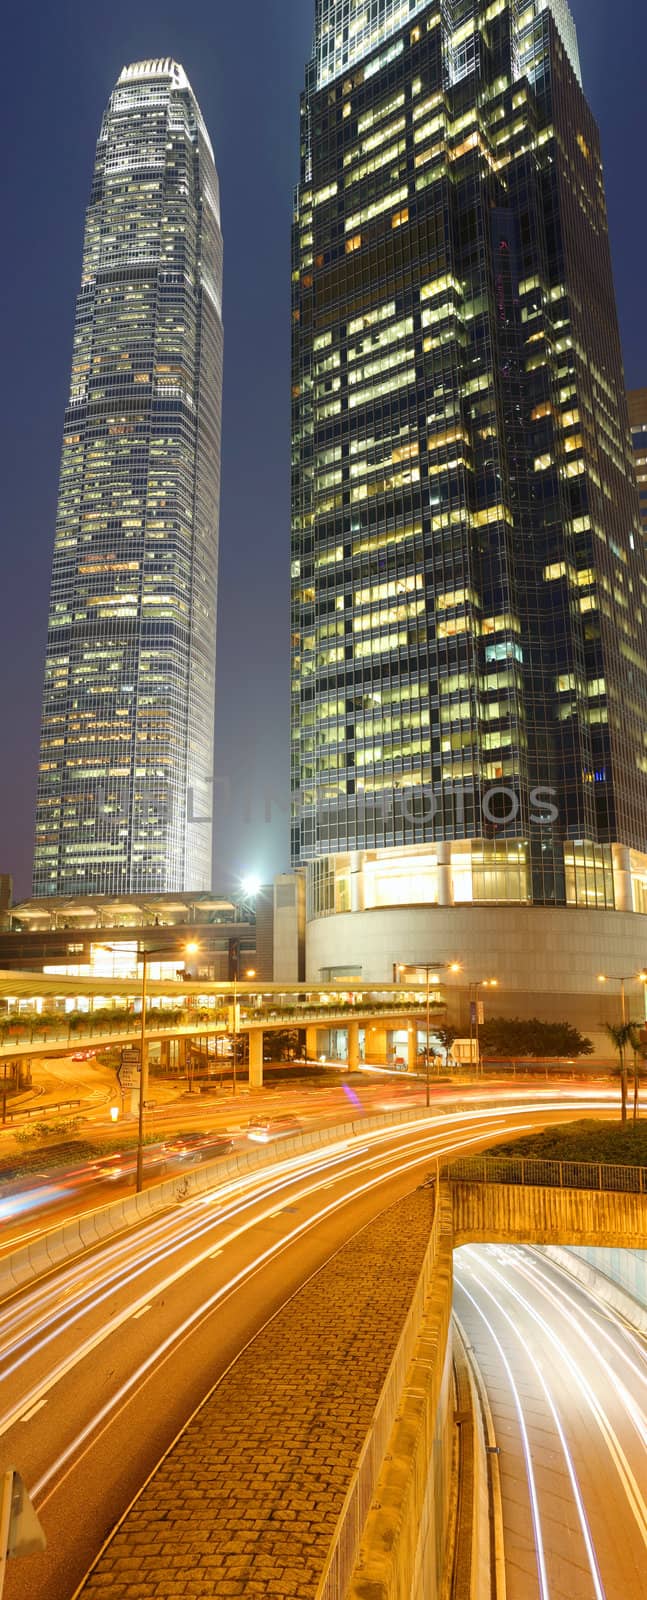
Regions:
[[135, 940, 199, 1193], [231, 967, 257, 1096], [397, 961, 461, 1107], [469, 978, 498, 1074]]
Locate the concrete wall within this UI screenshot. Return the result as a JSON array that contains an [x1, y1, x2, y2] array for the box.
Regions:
[[565, 1244, 647, 1302], [347, 1191, 455, 1600], [306, 903, 647, 1053], [452, 1180, 647, 1248]]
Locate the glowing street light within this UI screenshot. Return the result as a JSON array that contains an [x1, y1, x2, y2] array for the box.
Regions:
[[241, 875, 261, 898]]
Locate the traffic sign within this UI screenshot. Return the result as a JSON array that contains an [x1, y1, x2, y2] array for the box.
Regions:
[[117, 1048, 141, 1091]]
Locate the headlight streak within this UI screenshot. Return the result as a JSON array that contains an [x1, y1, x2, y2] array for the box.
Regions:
[[455, 1266, 608, 1600], [454, 1276, 551, 1600], [29, 1122, 519, 1507], [0, 1120, 520, 1444], [0, 1102, 551, 1363], [508, 1251, 647, 1448], [460, 1249, 647, 1550]]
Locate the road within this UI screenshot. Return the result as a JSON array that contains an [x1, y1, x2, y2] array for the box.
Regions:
[[0, 1099, 597, 1600], [0, 1079, 617, 1252], [455, 1246, 647, 1600]]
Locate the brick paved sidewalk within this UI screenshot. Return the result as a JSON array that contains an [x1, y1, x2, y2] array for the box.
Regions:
[[78, 1185, 435, 1599]]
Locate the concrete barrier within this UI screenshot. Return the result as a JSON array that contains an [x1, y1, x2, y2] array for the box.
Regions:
[[451, 1180, 647, 1249], [543, 1246, 647, 1336], [343, 1188, 455, 1600]]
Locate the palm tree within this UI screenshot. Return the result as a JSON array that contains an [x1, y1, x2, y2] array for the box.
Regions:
[[626, 1025, 647, 1125], [605, 1021, 635, 1124]]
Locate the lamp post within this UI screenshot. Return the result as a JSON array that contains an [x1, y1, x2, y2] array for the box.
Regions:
[[597, 971, 647, 1125], [231, 966, 256, 1096], [134, 939, 199, 1193], [397, 961, 461, 1107], [468, 978, 498, 1074]]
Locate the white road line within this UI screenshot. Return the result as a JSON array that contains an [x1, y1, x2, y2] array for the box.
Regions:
[[20, 1398, 47, 1422], [132, 1306, 151, 1321]]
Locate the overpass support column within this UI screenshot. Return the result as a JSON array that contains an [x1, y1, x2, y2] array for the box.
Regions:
[[306, 1026, 319, 1062], [347, 1020, 360, 1072], [364, 1027, 388, 1067], [248, 1029, 264, 1091], [159, 1039, 170, 1071], [408, 1023, 418, 1073]]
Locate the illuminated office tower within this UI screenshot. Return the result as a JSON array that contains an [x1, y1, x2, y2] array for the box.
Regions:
[[291, 0, 647, 936], [628, 389, 647, 540], [33, 60, 223, 897]]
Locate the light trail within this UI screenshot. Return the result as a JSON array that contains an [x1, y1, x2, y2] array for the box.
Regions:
[[456, 1277, 551, 1600], [0, 1115, 530, 1445], [456, 1267, 607, 1600], [458, 1248, 647, 1569], [0, 1099, 568, 1358], [29, 1120, 509, 1505], [508, 1251, 647, 1450]]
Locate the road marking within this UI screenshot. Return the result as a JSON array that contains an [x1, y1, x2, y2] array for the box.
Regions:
[[132, 1305, 151, 1321], [21, 1398, 47, 1422], [209, 1248, 224, 1259]]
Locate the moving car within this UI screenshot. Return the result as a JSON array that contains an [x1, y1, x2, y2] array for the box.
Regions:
[[245, 1114, 302, 1144]]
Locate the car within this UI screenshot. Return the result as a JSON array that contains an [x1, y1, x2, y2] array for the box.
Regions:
[[167, 1131, 234, 1162], [245, 1114, 301, 1144], [71, 1049, 97, 1061]]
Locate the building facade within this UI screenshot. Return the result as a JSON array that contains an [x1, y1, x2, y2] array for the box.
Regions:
[[290, 0, 647, 981], [628, 388, 647, 541], [1, 889, 273, 984], [34, 60, 223, 899]]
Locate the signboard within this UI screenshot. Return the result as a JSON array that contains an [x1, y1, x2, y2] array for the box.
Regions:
[[477, 1001, 485, 1027], [117, 1048, 141, 1091]]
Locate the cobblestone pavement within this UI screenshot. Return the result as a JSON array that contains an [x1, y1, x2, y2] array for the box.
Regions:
[[78, 1185, 435, 1599]]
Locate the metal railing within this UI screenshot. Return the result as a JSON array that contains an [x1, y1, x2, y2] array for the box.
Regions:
[[2, 1097, 83, 1123], [316, 1193, 444, 1600], [447, 1154, 647, 1194]]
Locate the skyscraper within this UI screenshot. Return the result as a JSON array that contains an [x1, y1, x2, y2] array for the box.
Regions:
[[33, 59, 223, 898], [291, 0, 647, 953], [628, 388, 647, 540]]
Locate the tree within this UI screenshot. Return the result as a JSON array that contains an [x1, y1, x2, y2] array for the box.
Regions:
[[479, 1016, 593, 1060], [432, 1025, 458, 1066], [605, 1021, 634, 1125], [626, 1026, 647, 1126]]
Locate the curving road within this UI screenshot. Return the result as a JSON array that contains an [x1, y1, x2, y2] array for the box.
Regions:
[[0, 1099, 598, 1600], [455, 1246, 647, 1600], [0, 1080, 617, 1253]]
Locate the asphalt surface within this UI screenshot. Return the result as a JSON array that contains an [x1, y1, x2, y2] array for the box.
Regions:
[[455, 1246, 647, 1600], [0, 1098, 598, 1600]]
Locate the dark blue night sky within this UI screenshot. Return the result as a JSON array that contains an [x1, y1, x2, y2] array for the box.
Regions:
[[0, 0, 644, 899]]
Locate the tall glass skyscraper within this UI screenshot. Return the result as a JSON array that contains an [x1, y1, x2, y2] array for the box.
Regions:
[[291, 0, 647, 925], [33, 60, 223, 898]]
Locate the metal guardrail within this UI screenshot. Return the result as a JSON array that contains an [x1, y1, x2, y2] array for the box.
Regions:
[[316, 1194, 443, 1600], [447, 1154, 647, 1195], [2, 1098, 83, 1124]]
